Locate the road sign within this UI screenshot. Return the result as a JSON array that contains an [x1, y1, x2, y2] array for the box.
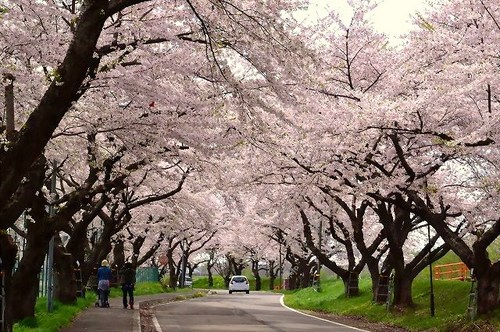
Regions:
[[159, 255, 168, 265]]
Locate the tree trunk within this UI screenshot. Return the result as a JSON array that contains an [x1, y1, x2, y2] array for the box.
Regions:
[[287, 274, 297, 290], [5, 270, 39, 329], [254, 273, 261, 291], [224, 275, 231, 288], [83, 222, 115, 287], [0, 233, 17, 332], [268, 260, 276, 290], [67, 221, 95, 289], [166, 249, 177, 289], [113, 240, 125, 270], [300, 208, 363, 296], [81, 262, 99, 295], [78, 228, 113, 290], [169, 265, 177, 289], [6, 222, 50, 327], [390, 247, 414, 308], [285, 254, 313, 290], [207, 268, 214, 287], [392, 272, 414, 308], [366, 260, 381, 301], [375, 202, 414, 308], [230, 256, 244, 275], [476, 262, 500, 315], [300, 261, 314, 288], [251, 260, 261, 291], [54, 244, 77, 304]]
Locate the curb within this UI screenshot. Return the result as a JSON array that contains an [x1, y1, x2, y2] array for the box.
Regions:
[[134, 291, 201, 332]]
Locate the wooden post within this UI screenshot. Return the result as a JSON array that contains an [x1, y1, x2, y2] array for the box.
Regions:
[[3, 73, 15, 141]]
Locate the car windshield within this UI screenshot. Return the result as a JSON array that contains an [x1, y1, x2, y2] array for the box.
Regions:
[[232, 276, 247, 282]]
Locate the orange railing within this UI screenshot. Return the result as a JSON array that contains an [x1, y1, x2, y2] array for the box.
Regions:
[[434, 262, 469, 281]]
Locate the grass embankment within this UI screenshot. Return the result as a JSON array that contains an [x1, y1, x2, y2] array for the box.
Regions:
[[283, 277, 497, 331], [13, 281, 168, 332], [13, 296, 95, 332], [284, 249, 500, 331]]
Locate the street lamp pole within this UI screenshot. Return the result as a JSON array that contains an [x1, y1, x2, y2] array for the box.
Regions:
[[427, 222, 435, 317], [47, 160, 57, 312], [279, 241, 283, 290], [316, 219, 322, 292], [180, 239, 187, 288]]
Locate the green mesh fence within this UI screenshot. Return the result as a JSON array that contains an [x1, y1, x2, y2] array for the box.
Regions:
[[135, 267, 159, 283]]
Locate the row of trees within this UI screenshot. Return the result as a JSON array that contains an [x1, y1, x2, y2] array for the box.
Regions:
[[0, 0, 498, 331], [209, 0, 499, 316], [0, 0, 309, 330]]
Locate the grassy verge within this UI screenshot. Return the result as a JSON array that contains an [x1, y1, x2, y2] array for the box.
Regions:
[[283, 269, 500, 331], [13, 296, 95, 332], [192, 276, 227, 289]]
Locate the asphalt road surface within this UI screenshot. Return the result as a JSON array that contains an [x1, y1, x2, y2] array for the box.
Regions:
[[152, 291, 370, 332]]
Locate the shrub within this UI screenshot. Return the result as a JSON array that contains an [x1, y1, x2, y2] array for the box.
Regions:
[[160, 275, 170, 290]]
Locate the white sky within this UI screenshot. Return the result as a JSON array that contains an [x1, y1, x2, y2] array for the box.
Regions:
[[368, 0, 432, 36], [305, 0, 435, 38]]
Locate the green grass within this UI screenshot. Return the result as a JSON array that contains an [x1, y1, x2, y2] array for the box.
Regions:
[[488, 237, 500, 260], [193, 275, 227, 289], [14, 296, 95, 332], [109, 281, 167, 297], [284, 254, 500, 331]]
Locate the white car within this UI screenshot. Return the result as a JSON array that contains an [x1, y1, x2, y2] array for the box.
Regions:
[[184, 276, 193, 287], [229, 275, 250, 294], [178, 276, 193, 287]]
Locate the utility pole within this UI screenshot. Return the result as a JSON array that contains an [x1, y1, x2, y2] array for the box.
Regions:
[[180, 239, 188, 288], [428, 223, 435, 317], [47, 160, 57, 312], [316, 219, 322, 292], [279, 241, 283, 290]]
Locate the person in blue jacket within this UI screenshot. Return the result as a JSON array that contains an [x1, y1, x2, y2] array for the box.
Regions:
[[97, 259, 113, 307]]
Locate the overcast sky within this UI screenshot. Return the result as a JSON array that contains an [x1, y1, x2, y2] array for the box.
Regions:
[[369, 0, 433, 35], [305, 0, 435, 39]]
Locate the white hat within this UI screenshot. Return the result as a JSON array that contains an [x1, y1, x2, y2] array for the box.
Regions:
[[101, 259, 109, 267]]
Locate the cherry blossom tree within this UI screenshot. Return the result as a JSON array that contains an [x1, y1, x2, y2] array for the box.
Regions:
[[0, 1, 314, 328], [362, 0, 499, 314], [0, 0, 498, 324]]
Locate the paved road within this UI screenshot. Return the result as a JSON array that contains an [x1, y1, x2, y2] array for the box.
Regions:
[[152, 291, 370, 332]]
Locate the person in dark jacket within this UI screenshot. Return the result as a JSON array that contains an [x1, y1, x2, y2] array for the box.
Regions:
[[119, 262, 136, 309], [97, 259, 112, 307]]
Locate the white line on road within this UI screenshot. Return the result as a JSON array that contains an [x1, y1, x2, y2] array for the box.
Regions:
[[279, 295, 371, 332], [152, 311, 163, 332], [150, 297, 193, 332]]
